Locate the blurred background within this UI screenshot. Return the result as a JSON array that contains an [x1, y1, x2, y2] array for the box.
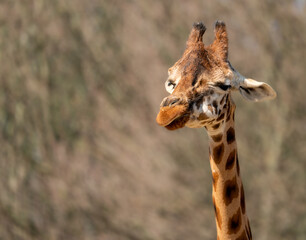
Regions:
[[0, 0, 305, 239]]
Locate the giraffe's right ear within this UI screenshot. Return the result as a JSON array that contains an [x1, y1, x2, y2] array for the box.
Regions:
[[239, 78, 277, 102]]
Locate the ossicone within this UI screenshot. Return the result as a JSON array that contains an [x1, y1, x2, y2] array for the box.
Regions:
[[187, 22, 206, 45], [211, 20, 228, 61]]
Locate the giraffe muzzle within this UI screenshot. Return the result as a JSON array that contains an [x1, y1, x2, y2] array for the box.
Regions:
[[156, 103, 190, 130]]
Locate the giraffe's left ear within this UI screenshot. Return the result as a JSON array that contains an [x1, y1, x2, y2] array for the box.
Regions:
[[239, 78, 277, 102]]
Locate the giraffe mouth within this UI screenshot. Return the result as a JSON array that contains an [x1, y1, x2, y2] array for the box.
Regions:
[[156, 105, 190, 130], [164, 114, 190, 130]]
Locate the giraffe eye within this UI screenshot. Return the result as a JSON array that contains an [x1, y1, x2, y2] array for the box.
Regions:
[[219, 85, 231, 91], [165, 79, 177, 93], [167, 80, 176, 87], [215, 82, 231, 91]]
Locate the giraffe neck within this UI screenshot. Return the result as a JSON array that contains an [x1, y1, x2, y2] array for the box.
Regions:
[[206, 105, 252, 240]]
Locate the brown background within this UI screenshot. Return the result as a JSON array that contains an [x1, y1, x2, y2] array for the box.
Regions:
[[0, 1, 305, 239]]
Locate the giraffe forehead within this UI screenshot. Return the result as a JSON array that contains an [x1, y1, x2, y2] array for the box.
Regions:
[[173, 46, 229, 79], [169, 62, 229, 94]]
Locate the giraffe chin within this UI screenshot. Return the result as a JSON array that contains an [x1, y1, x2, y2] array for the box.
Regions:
[[156, 105, 189, 130], [164, 115, 190, 130]]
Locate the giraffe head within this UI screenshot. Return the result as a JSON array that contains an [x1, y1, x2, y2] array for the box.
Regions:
[[156, 21, 276, 131]]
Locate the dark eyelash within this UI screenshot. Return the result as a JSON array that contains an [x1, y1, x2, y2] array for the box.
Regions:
[[167, 80, 176, 87], [215, 82, 231, 91], [219, 85, 231, 91]]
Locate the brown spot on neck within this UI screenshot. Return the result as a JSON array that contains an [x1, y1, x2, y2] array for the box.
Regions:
[[216, 112, 225, 122], [226, 127, 235, 144], [198, 112, 209, 121], [223, 176, 239, 206], [212, 122, 220, 130], [227, 207, 242, 234], [211, 133, 223, 142], [212, 143, 224, 164], [225, 149, 236, 170]]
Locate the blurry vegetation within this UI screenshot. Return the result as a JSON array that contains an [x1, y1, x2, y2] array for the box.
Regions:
[[0, 0, 305, 240]]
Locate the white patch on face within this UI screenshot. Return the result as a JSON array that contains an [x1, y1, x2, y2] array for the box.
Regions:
[[203, 103, 214, 116], [165, 68, 181, 94], [201, 99, 215, 117]]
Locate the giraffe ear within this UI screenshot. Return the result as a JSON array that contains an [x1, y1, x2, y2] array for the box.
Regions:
[[239, 78, 277, 102]]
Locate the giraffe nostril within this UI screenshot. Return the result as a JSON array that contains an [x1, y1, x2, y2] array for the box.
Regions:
[[169, 98, 179, 106], [161, 97, 181, 107]]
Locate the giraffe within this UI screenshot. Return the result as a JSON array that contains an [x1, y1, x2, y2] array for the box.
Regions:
[[156, 21, 276, 240]]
